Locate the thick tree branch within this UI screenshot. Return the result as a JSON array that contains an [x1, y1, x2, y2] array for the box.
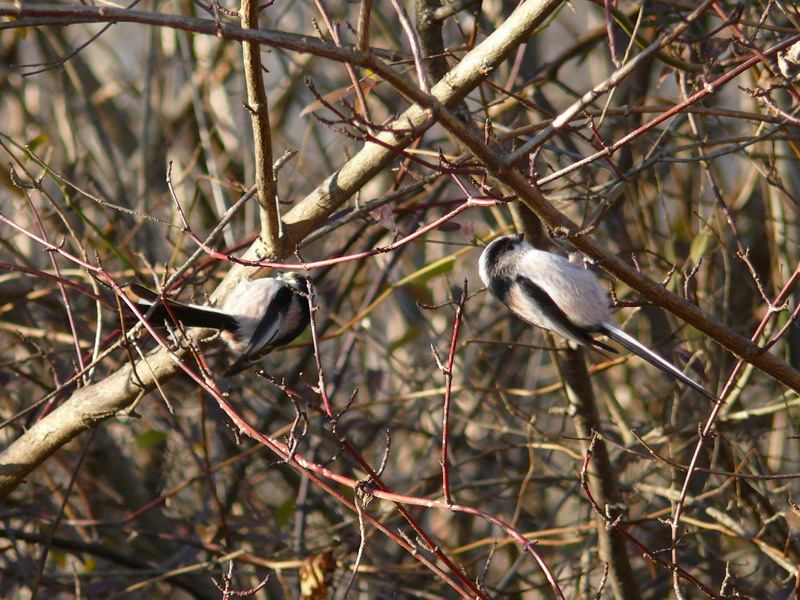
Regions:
[[559, 348, 641, 600]]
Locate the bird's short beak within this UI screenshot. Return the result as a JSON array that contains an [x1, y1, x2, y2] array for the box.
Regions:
[[513, 233, 525, 242], [279, 272, 307, 288]]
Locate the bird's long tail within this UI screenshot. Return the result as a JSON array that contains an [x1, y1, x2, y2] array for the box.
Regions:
[[126, 284, 238, 331], [598, 322, 714, 399]]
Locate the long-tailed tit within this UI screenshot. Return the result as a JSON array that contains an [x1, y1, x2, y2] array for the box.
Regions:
[[479, 234, 713, 399], [778, 40, 800, 81], [129, 273, 310, 374]]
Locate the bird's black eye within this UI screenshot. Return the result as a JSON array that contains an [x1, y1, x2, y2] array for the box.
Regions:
[[484, 236, 515, 266]]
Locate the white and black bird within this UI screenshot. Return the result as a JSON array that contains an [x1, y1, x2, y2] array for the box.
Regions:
[[479, 234, 713, 399], [778, 40, 800, 82], [128, 273, 310, 375]]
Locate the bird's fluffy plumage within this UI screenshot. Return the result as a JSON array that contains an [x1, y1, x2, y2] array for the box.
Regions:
[[479, 234, 612, 351], [129, 273, 310, 374], [221, 274, 310, 374], [479, 234, 713, 399]]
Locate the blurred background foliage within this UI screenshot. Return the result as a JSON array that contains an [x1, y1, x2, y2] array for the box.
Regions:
[[1, 0, 800, 598]]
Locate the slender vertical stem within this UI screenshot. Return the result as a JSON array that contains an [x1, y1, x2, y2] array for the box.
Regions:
[[439, 282, 467, 504], [240, 0, 279, 249]]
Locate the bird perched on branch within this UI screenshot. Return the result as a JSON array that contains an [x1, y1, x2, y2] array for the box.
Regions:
[[479, 234, 713, 399], [128, 273, 310, 375]]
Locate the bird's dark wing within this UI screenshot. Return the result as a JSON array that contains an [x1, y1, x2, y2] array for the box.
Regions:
[[269, 298, 310, 349], [511, 276, 616, 353], [240, 285, 296, 357]]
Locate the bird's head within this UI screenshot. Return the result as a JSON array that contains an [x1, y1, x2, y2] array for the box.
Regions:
[[276, 272, 309, 291], [479, 233, 530, 284]]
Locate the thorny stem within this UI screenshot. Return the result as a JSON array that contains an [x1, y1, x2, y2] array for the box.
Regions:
[[578, 434, 721, 598], [437, 281, 468, 505], [275, 283, 490, 599], [670, 260, 800, 591], [303, 278, 333, 418]]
